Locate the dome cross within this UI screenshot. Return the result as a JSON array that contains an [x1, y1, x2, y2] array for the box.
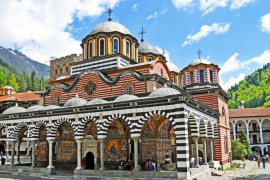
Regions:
[[197, 49, 202, 59], [138, 27, 147, 42], [107, 7, 113, 21]]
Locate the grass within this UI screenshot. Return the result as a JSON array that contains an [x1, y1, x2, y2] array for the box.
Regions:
[[225, 167, 239, 171]]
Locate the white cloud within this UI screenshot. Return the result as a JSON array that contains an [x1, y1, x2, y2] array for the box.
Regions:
[[230, 0, 253, 9], [261, 13, 270, 33], [182, 23, 230, 46], [171, 0, 193, 9], [146, 11, 158, 20], [199, 0, 228, 15], [221, 73, 246, 90], [131, 3, 138, 12], [219, 53, 245, 75], [0, 0, 120, 64], [245, 50, 270, 65]]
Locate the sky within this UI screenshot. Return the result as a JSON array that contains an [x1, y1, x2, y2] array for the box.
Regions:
[[0, 0, 270, 90]]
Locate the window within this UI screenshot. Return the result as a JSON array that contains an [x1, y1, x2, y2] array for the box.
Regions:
[[210, 70, 213, 83], [66, 67, 68, 73], [99, 37, 105, 56], [60, 68, 62, 74], [178, 76, 181, 86], [126, 40, 131, 58], [84, 81, 97, 96], [171, 75, 174, 82], [161, 69, 163, 77], [54, 95, 61, 105], [88, 41, 92, 58], [55, 69, 57, 75], [113, 37, 119, 54], [124, 85, 133, 94], [148, 56, 153, 61], [200, 70, 204, 83], [138, 57, 142, 63], [190, 71, 194, 84]]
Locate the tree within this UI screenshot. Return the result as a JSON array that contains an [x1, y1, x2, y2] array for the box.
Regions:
[[239, 128, 252, 155], [231, 140, 247, 159], [0, 71, 7, 87], [8, 73, 19, 91]]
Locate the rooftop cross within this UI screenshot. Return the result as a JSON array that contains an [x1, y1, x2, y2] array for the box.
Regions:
[[107, 7, 113, 21], [162, 49, 166, 56], [197, 49, 202, 59], [138, 27, 147, 42]]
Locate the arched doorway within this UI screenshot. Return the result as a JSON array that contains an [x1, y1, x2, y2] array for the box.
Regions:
[[86, 152, 95, 169], [0, 144, 5, 154]]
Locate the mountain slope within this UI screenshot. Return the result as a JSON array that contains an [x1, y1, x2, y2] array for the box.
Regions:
[[227, 63, 270, 109], [0, 46, 49, 77]]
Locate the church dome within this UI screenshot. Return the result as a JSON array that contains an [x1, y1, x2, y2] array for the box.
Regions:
[[138, 42, 160, 55], [89, 21, 131, 35], [3, 104, 26, 114], [86, 98, 108, 105], [64, 95, 87, 108], [149, 87, 181, 97], [26, 105, 44, 112], [2, 85, 14, 90], [189, 58, 211, 66], [114, 94, 139, 102]]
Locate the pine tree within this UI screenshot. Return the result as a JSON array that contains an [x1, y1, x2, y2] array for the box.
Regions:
[[239, 128, 252, 155], [8, 73, 19, 91], [0, 71, 7, 87]]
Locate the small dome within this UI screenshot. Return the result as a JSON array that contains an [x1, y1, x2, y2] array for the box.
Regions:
[[3, 104, 26, 114], [56, 75, 70, 80], [2, 86, 14, 90], [89, 21, 131, 35], [167, 62, 180, 72], [138, 42, 160, 55], [26, 105, 44, 112], [149, 87, 181, 97], [63, 95, 87, 108], [189, 58, 211, 66], [43, 105, 62, 110], [86, 98, 108, 105], [114, 94, 139, 102]]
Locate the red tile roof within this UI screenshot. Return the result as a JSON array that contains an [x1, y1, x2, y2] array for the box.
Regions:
[[0, 92, 40, 102], [229, 107, 270, 118]]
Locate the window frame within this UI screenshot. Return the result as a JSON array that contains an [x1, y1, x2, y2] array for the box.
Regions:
[[98, 37, 106, 56]]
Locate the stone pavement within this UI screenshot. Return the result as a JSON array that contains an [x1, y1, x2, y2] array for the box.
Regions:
[[208, 160, 270, 180]]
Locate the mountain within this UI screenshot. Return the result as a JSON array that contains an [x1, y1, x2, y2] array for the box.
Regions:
[[227, 63, 270, 109], [0, 46, 49, 77]]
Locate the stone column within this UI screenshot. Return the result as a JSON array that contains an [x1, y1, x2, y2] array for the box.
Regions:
[[245, 121, 250, 142], [6, 141, 9, 155], [209, 138, 214, 162], [17, 142, 21, 164], [259, 121, 264, 144], [26, 141, 30, 155], [99, 139, 105, 170], [202, 138, 208, 165], [232, 123, 236, 140], [47, 140, 54, 169], [133, 138, 139, 171], [192, 137, 199, 167], [31, 140, 36, 167], [76, 139, 83, 170], [11, 141, 15, 166]]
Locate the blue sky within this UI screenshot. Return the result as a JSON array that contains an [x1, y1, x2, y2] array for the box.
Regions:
[[0, 0, 270, 90]]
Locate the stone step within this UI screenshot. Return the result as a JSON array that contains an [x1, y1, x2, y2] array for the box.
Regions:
[[212, 171, 224, 176]]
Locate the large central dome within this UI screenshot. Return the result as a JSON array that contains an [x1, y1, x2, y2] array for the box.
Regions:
[[89, 21, 131, 35], [138, 41, 160, 55]]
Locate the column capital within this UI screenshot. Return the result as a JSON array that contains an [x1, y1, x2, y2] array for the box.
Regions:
[[132, 137, 140, 141], [201, 137, 207, 141], [76, 139, 83, 143], [192, 137, 199, 141], [47, 139, 55, 143]]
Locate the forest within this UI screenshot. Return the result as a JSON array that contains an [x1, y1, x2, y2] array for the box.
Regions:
[[0, 58, 48, 92], [227, 63, 270, 109]]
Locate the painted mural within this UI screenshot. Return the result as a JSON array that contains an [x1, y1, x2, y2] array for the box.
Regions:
[[104, 119, 129, 161], [55, 123, 76, 161], [84, 121, 97, 138], [36, 126, 48, 162]]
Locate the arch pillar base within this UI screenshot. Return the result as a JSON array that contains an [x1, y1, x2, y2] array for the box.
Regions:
[[44, 167, 56, 175]]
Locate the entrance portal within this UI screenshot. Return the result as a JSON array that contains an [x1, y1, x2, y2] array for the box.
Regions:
[[86, 152, 95, 169], [0, 144, 5, 154]]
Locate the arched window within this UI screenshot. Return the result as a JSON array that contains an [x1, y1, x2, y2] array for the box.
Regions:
[[200, 70, 204, 83], [138, 57, 142, 63], [171, 75, 174, 82], [88, 41, 92, 59], [99, 37, 105, 56], [190, 71, 194, 84], [126, 40, 131, 58], [178, 76, 181, 86], [54, 95, 61, 105], [124, 85, 133, 94], [148, 56, 153, 62], [113, 37, 119, 54]]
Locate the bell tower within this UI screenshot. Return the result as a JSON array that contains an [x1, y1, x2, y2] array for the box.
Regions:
[[181, 55, 231, 167]]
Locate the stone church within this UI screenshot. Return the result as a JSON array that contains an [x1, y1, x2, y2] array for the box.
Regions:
[[0, 12, 231, 180]]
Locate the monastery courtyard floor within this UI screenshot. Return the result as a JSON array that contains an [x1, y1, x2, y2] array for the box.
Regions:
[[0, 159, 269, 180]]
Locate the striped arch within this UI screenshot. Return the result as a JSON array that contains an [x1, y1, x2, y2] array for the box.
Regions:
[[76, 116, 99, 138], [100, 114, 131, 137], [214, 123, 219, 138], [0, 123, 10, 138], [11, 122, 29, 139], [48, 117, 75, 138], [187, 115, 199, 137], [199, 119, 208, 138], [31, 120, 48, 139], [207, 122, 214, 138]]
